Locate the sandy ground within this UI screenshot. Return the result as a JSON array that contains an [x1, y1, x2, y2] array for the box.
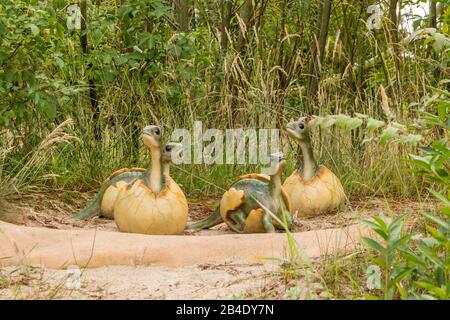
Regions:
[[0, 194, 437, 300], [1, 193, 436, 233], [0, 260, 283, 299]]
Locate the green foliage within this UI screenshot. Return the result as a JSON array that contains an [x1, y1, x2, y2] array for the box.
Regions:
[[407, 28, 450, 53], [363, 211, 449, 300], [0, 0, 74, 127], [362, 84, 449, 300], [0, 0, 448, 198], [362, 214, 413, 299], [0, 0, 448, 301]]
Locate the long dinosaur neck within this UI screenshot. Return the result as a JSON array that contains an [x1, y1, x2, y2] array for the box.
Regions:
[[269, 163, 283, 214], [270, 172, 282, 200], [269, 160, 283, 198], [146, 145, 162, 193], [163, 162, 170, 179], [299, 140, 317, 180]]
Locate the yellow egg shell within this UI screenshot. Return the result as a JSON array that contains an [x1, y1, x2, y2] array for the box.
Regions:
[[283, 165, 346, 217], [101, 180, 128, 219], [113, 178, 188, 235]]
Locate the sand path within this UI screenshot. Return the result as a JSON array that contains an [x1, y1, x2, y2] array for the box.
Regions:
[[0, 221, 368, 269]]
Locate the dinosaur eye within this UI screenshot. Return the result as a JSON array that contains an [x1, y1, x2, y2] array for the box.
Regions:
[[165, 145, 171, 152], [298, 123, 304, 129], [154, 128, 160, 135]]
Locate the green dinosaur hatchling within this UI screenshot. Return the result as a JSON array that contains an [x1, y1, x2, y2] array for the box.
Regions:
[[283, 117, 346, 217], [112, 132, 188, 235], [187, 153, 293, 233], [70, 126, 181, 220]]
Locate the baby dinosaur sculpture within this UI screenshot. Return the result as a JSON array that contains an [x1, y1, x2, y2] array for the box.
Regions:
[[162, 142, 183, 178], [283, 117, 346, 217], [113, 131, 188, 235], [69, 126, 161, 220], [160, 142, 185, 195], [187, 153, 293, 233]]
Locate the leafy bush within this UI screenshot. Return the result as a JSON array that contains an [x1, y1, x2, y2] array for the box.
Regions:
[[0, 0, 73, 127], [362, 83, 449, 300]]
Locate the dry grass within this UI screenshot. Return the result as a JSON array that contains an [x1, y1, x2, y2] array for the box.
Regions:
[[0, 265, 70, 300], [0, 119, 79, 198]]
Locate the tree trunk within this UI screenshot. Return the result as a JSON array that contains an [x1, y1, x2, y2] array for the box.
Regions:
[[236, 0, 256, 54], [388, 0, 399, 45], [278, 0, 287, 81], [387, 0, 403, 117], [255, 0, 269, 59], [430, 1, 437, 28], [307, 0, 332, 112], [80, 0, 88, 54], [174, 0, 190, 32], [80, 0, 100, 141], [220, 0, 233, 52]]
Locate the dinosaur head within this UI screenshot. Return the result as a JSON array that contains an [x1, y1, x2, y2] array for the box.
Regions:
[[142, 125, 162, 148], [286, 117, 311, 143], [162, 142, 183, 164], [269, 152, 286, 176]]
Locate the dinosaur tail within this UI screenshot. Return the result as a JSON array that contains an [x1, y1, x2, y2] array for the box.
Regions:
[[186, 207, 223, 230], [70, 172, 143, 220], [70, 191, 103, 220]]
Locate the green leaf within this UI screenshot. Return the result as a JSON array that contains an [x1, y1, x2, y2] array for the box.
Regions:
[[373, 228, 389, 240], [418, 243, 444, 268], [389, 268, 413, 286], [400, 249, 427, 268], [114, 55, 128, 66], [409, 154, 432, 171], [41, 100, 56, 119], [396, 282, 408, 300], [420, 237, 440, 248], [364, 218, 389, 240], [427, 189, 450, 207], [432, 32, 450, 52], [0, 50, 7, 63], [436, 102, 449, 120], [421, 211, 450, 230], [439, 206, 450, 218], [320, 116, 336, 129], [362, 237, 385, 254], [388, 235, 412, 251], [418, 294, 438, 300], [346, 118, 364, 131], [387, 215, 404, 238], [399, 134, 423, 145], [335, 114, 351, 128], [414, 281, 440, 293], [372, 215, 388, 231], [425, 225, 448, 243], [25, 23, 40, 36], [380, 126, 399, 145], [367, 118, 385, 132]]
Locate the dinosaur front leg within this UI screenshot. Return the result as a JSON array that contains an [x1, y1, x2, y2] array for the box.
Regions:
[[262, 210, 276, 233], [228, 209, 246, 232]]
